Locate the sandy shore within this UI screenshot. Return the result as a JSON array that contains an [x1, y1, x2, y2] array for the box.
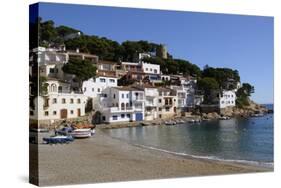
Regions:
[[30, 129, 272, 186]]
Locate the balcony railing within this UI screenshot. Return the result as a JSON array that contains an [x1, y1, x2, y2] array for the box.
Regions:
[[108, 107, 142, 113]]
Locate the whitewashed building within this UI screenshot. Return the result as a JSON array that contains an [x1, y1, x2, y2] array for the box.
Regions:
[[97, 87, 145, 123], [219, 90, 236, 108], [157, 88, 178, 119], [30, 79, 88, 121], [82, 75, 118, 98]]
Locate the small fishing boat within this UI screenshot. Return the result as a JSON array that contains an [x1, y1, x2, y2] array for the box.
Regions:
[[56, 127, 74, 136], [175, 119, 185, 124], [165, 120, 176, 126], [70, 128, 92, 138], [219, 116, 230, 120], [251, 113, 264, 117], [43, 135, 74, 144]]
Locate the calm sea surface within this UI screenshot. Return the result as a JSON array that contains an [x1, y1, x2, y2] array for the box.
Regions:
[[105, 104, 273, 167]]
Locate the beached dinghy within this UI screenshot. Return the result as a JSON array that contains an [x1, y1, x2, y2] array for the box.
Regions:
[[43, 135, 74, 144], [70, 128, 92, 138]]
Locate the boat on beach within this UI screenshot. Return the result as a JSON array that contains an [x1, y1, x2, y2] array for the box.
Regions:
[[70, 128, 92, 138], [43, 135, 74, 144]]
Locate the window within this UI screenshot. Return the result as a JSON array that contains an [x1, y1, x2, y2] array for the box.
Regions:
[[53, 111, 56, 115], [112, 115, 118, 120], [44, 111, 49, 116], [121, 114, 125, 118], [127, 114, 130, 118], [166, 107, 169, 112], [100, 78, 106, 82], [102, 116, 106, 121], [158, 99, 162, 103], [221, 101, 224, 104], [84, 87, 86, 92], [158, 107, 162, 111], [49, 68, 55, 73], [70, 99, 74, 104], [154, 69, 157, 73], [113, 94, 116, 98], [30, 111, 34, 115], [126, 94, 129, 98], [98, 88, 101, 92], [122, 94, 124, 98], [52, 98, 57, 104], [150, 68, 152, 71], [62, 98, 66, 104], [77, 99, 81, 104], [109, 79, 115, 83], [92, 88, 94, 92], [70, 110, 74, 114], [146, 68, 148, 71]]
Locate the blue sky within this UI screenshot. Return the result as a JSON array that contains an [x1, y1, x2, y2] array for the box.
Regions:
[[37, 3, 274, 104]]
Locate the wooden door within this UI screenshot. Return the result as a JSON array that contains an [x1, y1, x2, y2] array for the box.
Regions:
[[77, 108, 81, 117], [60, 109, 67, 119]]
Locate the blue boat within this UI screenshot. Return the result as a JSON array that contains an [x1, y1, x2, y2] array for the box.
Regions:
[[43, 135, 74, 144]]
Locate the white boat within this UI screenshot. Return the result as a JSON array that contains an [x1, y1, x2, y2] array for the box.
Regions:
[[71, 128, 92, 138], [251, 113, 264, 117], [165, 121, 176, 126], [175, 119, 185, 124], [219, 116, 230, 120]]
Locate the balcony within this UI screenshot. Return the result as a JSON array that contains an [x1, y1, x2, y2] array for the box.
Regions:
[[107, 107, 143, 113]]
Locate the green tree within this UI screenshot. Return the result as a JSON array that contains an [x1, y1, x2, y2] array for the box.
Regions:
[[236, 83, 254, 107], [197, 77, 219, 104], [62, 59, 97, 91], [39, 76, 48, 96]]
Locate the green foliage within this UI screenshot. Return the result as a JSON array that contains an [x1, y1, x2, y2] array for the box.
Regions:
[[56, 25, 81, 38], [62, 59, 97, 82], [117, 76, 136, 86], [39, 76, 48, 96], [197, 77, 219, 104], [197, 77, 219, 92], [236, 96, 250, 108], [85, 98, 93, 113], [142, 57, 201, 76], [202, 67, 240, 89], [235, 83, 254, 108]]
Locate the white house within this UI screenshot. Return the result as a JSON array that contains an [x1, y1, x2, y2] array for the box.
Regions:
[[132, 85, 159, 121], [142, 62, 160, 75], [219, 90, 236, 108], [157, 88, 178, 119], [33, 47, 68, 65], [30, 79, 88, 121], [97, 87, 145, 123], [82, 75, 118, 98], [170, 86, 187, 111]]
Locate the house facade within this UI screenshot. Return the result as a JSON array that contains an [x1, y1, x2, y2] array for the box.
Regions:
[[98, 87, 145, 123], [219, 90, 236, 108], [82, 75, 118, 98], [157, 88, 178, 119], [30, 79, 88, 121]]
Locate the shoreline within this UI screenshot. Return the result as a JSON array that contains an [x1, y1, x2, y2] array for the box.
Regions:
[[32, 128, 273, 186], [101, 129, 273, 169]]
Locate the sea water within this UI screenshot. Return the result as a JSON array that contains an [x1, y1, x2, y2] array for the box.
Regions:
[[105, 105, 273, 167]]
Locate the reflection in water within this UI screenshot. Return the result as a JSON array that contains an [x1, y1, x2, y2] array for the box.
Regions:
[[105, 115, 273, 163]]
